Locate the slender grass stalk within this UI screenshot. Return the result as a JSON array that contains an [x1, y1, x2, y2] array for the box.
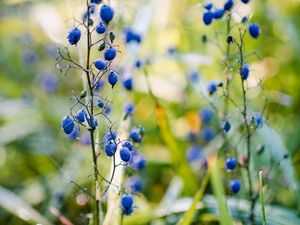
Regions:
[[259, 169, 266, 225]]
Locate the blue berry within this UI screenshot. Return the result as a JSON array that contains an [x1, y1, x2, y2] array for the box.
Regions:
[[253, 112, 263, 127], [203, 11, 213, 25], [40, 72, 58, 94], [94, 79, 104, 91], [76, 109, 86, 123], [104, 104, 112, 115], [121, 194, 133, 209], [200, 126, 215, 142], [241, 0, 250, 4], [130, 151, 147, 170], [108, 71, 118, 88], [91, 0, 101, 4], [122, 141, 133, 151], [62, 116, 75, 134], [188, 71, 200, 83], [94, 59, 107, 70], [80, 132, 91, 146], [199, 107, 214, 123], [67, 27, 81, 46], [225, 157, 237, 170], [186, 145, 202, 163], [230, 179, 241, 193], [213, 9, 224, 19], [96, 22, 106, 34], [135, 60, 142, 69], [207, 81, 217, 95], [104, 47, 117, 61], [98, 99, 105, 108], [104, 130, 117, 142], [130, 129, 142, 143], [224, 0, 234, 11], [128, 176, 142, 192], [240, 64, 250, 80], [120, 147, 131, 162], [105, 140, 117, 157], [125, 28, 142, 44], [223, 121, 231, 132], [122, 77, 133, 91], [67, 126, 80, 141], [100, 5, 114, 24], [204, 2, 213, 10], [123, 103, 135, 115], [248, 23, 260, 39]]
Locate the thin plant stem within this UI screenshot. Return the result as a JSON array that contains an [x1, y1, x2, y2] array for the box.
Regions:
[[236, 28, 256, 224], [84, 1, 100, 225], [259, 169, 266, 225]]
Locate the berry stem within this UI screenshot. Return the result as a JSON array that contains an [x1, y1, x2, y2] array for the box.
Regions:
[[237, 28, 256, 224], [85, 1, 100, 225]]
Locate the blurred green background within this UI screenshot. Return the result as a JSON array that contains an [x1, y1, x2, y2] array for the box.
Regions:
[[0, 0, 300, 224]]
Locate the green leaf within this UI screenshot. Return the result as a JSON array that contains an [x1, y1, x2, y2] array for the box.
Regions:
[[155, 105, 198, 193], [176, 171, 210, 225], [210, 156, 234, 225]]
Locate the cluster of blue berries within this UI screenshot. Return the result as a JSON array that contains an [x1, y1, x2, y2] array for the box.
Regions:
[[61, 1, 148, 218], [202, 1, 261, 40], [199, 107, 215, 142]]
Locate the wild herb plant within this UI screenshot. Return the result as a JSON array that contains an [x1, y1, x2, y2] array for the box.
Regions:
[[56, 1, 145, 224]]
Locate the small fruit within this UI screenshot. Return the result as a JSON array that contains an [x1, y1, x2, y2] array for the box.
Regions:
[[241, 0, 250, 4], [123, 103, 135, 115], [96, 22, 106, 34], [108, 71, 118, 88], [104, 140, 117, 157], [199, 107, 214, 123], [62, 116, 75, 134], [121, 194, 133, 209], [94, 59, 107, 70], [186, 145, 202, 163], [224, 0, 234, 11], [98, 99, 105, 108], [203, 11, 213, 25], [240, 64, 250, 80], [122, 141, 133, 151], [200, 126, 215, 142], [127, 176, 142, 192], [213, 9, 224, 19], [76, 109, 86, 123], [120, 147, 131, 162], [248, 23, 260, 38], [100, 5, 114, 24], [204, 2, 213, 10], [104, 47, 117, 61], [122, 77, 133, 91], [223, 121, 231, 132], [130, 129, 142, 143], [207, 81, 217, 95], [230, 179, 241, 193], [91, 0, 101, 4], [67, 27, 81, 46], [225, 157, 237, 170]]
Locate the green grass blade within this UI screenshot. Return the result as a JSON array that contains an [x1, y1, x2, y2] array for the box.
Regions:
[[155, 105, 198, 193], [259, 169, 266, 225], [177, 171, 210, 225], [0, 186, 53, 225], [210, 156, 234, 225]]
